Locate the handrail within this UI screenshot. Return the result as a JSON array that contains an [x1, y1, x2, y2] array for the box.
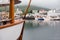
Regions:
[[0, 19, 24, 29]]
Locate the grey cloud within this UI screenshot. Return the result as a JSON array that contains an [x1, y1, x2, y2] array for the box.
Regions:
[[20, 0, 60, 9]]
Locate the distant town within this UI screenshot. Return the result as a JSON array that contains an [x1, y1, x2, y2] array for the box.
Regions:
[[0, 6, 60, 21]]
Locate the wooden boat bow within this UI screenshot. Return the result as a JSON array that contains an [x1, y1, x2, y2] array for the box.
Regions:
[[0, 0, 31, 40]]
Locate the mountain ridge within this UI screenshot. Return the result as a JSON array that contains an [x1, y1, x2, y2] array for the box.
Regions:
[[16, 5, 50, 11]]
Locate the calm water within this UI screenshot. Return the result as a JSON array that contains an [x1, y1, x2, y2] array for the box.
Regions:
[[23, 20, 60, 40]]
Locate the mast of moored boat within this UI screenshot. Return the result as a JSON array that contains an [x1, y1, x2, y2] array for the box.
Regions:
[[9, 0, 14, 23]]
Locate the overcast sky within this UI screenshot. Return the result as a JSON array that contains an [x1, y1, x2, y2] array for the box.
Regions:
[[20, 0, 60, 9], [0, 0, 60, 9]]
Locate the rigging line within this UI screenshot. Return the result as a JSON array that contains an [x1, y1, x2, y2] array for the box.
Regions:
[[17, 0, 32, 40]]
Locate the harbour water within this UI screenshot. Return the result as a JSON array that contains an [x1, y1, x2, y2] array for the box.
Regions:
[[23, 20, 60, 40]]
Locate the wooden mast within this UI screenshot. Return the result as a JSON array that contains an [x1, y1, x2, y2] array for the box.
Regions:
[[9, 0, 14, 23]]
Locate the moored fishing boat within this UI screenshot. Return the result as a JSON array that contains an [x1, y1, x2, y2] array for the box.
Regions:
[[0, 0, 24, 40], [0, 0, 32, 40], [35, 16, 44, 21]]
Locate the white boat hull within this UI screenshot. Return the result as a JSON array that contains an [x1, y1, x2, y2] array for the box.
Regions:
[[0, 23, 23, 40]]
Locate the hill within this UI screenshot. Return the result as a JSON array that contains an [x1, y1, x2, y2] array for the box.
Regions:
[[0, 5, 50, 12], [15, 5, 50, 12]]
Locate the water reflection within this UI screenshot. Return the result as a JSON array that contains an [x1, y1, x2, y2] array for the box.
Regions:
[[23, 20, 60, 40], [24, 20, 40, 29]]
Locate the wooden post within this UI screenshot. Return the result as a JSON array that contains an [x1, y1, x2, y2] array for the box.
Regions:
[[9, 0, 14, 23]]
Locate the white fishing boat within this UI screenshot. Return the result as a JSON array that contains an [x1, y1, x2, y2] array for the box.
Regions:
[[0, 0, 24, 40], [0, 20, 23, 40], [0, 0, 32, 40]]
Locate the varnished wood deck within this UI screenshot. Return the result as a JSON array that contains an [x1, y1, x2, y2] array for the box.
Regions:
[[0, 19, 24, 29]]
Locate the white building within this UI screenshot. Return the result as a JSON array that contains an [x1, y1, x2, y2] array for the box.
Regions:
[[32, 10, 38, 13], [15, 8, 23, 19], [39, 9, 47, 15], [39, 10, 47, 13], [48, 9, 60, 16], [15, 8, 23, 16], [47, 9, 60, 19]]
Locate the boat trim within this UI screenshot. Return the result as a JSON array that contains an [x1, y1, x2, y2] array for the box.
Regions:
[[0, 20, 24, 29]]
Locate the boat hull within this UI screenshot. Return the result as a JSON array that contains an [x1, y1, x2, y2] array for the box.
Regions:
[[35, 18, 44, 21], [38, 18, 44, 20], [0, 23, 23, 40]]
